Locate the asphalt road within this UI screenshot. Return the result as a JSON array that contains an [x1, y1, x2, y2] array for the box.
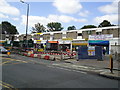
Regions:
[[1, 54, 119, 88]]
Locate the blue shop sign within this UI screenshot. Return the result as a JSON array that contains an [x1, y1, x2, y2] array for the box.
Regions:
[[89, 40, 109, 46]]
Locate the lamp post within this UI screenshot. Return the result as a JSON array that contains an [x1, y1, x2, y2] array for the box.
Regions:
[[20, 0, 29, 48]]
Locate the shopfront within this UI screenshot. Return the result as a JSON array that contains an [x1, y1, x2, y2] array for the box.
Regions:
[[59, 38, 73, 51], [88, 34, 113, 54], [72, 40, 88, 51], [89, 40, 109, 54], [46, 41, 59, 51]]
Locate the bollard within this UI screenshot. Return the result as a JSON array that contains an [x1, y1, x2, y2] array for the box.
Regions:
[[109, 54, 113, 74]]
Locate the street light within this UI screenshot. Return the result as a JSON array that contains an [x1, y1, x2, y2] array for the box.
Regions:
[[20, 0, 29, 48]]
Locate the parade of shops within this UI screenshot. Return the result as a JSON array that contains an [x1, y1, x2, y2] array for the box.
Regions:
[[1, 26, 120, 55]]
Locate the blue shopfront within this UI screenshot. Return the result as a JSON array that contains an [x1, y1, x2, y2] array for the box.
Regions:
[[89, 40, 109, 54]]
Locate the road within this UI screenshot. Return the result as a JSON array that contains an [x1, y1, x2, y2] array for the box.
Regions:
[[1, 54, 119, 88]]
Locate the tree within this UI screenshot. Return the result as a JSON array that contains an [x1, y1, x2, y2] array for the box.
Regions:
[[47, 22, 63, 32], [31, 23, 46, 33], [1, 21, 19, 34], [98, 20, 115, 27], [0, 24, 2, 34], [81, 25, 97, 29], [67, 26, 76, 30]]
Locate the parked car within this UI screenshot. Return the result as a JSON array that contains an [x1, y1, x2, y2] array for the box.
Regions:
[[0, 46, 8, 54]]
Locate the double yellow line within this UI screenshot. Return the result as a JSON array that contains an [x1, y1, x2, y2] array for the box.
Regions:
[[0, 57, 28, 65], [0, 81, 18, 90]]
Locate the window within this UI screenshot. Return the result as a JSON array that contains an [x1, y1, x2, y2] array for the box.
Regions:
[[96, 32, 102, 35], [88, 31, 92, 35], [78, 33, 82, 36]]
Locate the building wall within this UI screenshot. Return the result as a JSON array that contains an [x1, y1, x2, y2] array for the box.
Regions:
[[66, 31, 77, 39], [33, 34, 40, 40], [82, 31, 88, 39], [17, 26, 120, 43], [109, 38, 120, 54], [43, 34, 50, 40], [0, 34, 17, 41], [27, 35, 32, 40], [18, 35, 24, 41], [102, 28, 120, 38], [82, 30, 96, 39], [91, 30, 96, 35], [0, 34, 6, 40], [110, 45, 120, 54], [53, 33, 62, 39]]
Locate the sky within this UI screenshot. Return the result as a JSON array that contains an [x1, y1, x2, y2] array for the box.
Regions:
[[0, 0, 118, 34]]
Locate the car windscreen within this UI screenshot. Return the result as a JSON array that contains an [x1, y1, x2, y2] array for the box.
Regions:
[[0, 47, 7, 51]]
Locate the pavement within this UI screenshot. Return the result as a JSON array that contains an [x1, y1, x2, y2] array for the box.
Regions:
[[60, 58, 120, 80], [1, 53, 120, 80]]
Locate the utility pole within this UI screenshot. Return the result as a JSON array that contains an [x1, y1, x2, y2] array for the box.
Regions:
[[20, 0, 29, 48]]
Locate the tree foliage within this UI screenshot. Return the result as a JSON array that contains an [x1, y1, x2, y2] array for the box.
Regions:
[[31, 23, 46, 33], [1, 21, 19, 34], [0, 24, 2, 34], [98, 20, 115, 27], [81, 25, 97, 29], [67, 26, 76, 30], [47, 22, 63, 31], [98, 20, 111, 27]]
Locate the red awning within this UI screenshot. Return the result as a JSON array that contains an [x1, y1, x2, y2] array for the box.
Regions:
[[48, 41, 58, 43]]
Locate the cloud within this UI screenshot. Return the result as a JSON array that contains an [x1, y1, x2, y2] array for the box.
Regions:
[[79, 10, 89, 17], [21, 15, 49, 28], [12, 18, 19, 21], [0, 13, 9, 18], [53, 0, 82, 14], [94, 14, 118, 24], [98, 1, 118, 14], [0, 0, 20, 16], [21, 14, 87, 28], [48, 14, 87, 23]]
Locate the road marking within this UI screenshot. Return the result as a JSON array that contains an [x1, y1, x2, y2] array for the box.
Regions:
[[47, 65, 87, 74], [1, 61, 12, 64], [0, 83, 12, 90], [0, 81, 18, 90], [56, 67, 72, 71], [72, 70, 87, 74], [1, 57, 28, 65], [47, 65, 71, 71]]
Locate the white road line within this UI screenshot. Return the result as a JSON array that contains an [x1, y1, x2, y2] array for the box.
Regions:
[[56, 67, 72, 71], [72, 70, 87, 74], [47, 65, 87, 74]]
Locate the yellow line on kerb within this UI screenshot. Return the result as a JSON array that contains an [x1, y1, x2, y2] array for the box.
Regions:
[[0, 83, 12, 90], [2, 57, 28, 63], [0, 81, 18, 90], [2, 61, 12, 64]]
